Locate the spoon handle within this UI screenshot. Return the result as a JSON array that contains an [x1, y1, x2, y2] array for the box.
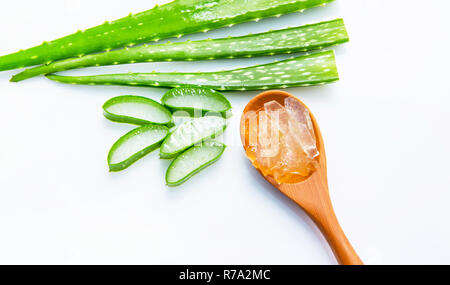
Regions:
[[306, 191, 363, 265]]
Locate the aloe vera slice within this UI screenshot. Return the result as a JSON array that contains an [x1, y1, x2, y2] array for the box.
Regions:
[[11, 19, 348, 81], [162, 87, 231, 115], [103, 95, 172, 125], [160, 116, 227, 159], [108, 124, 169, 172], [0, 0, 335, 72], [46, 50, 338, 91], [166, 141, 226, 186]]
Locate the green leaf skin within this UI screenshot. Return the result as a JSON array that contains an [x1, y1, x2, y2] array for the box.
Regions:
[[108, 124, 169, 172], [166, 140, 226, 186], [162, 87, 232, 115], [160, 116, 227, 159], [46, 50, 338, 91], [103, 95, 172, 125], [0, 0, 335, 72], [11, 19, 348, 82]]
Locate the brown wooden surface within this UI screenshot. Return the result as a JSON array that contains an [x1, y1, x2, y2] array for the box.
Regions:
[[240, 90, 363, 265]]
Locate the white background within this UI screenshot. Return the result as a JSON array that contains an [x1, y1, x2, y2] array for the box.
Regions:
[[0, 0, 449, 265]]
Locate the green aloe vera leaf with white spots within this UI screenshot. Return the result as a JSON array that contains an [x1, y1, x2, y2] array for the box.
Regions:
[[160, 116, 227, 159], [46, 50, 338, 91], [166, 140, 226, 186], [108, 124, 169, 172], [0, 0, 335, 72], [11, 19, 348, 82], [162, 87, 232, 115], [103, 95, 172, 125]]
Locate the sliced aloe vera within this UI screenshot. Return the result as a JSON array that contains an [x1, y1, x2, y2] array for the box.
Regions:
[[108, 124, 169, 172], [162, 87, 232, 115], [166, 141, 226, 186], [160, 116, 227, 159], [103, 95, 172, 125]]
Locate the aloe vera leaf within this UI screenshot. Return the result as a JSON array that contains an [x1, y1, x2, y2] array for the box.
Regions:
[[162, 87, 232, 115], [0, 0, 335, 72], [46, 50, 338, 91], [103, 95, 172, 125], [166, 140, 226, 186], [160, 116, 227, 159], [108, 124, 169, 172], [11, 18, 348, 82]]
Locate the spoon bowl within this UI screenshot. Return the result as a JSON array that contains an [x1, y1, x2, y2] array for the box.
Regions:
[[240, 90, 363, 265]]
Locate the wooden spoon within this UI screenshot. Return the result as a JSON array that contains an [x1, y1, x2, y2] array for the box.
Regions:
[[240, 90, 363, 265]]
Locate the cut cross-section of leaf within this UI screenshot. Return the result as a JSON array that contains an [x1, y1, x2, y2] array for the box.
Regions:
[[108, 124, 169, 172], [162, 87, 232, 115], [103, 95, 172, 125], [160, 116, 227, 159], [166, 141, 226, 186]]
